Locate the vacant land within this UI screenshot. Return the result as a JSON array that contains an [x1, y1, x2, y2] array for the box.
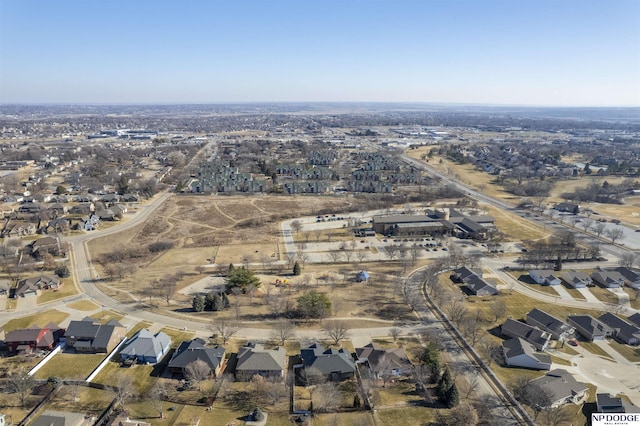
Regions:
[[1, 309, 69, 332]]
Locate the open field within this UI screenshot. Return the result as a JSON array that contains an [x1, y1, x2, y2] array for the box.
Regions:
[[1, 309, 69, 332], [483, 204, 550, 241], [591, 197, 640, 226], [33, 353, 106, 380], [66, 299, 100, 311], [36, 279, 78, 304]]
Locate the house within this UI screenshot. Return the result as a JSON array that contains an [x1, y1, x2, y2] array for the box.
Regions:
[[355, 343, 412, 378], [598, 313, 640, 346], [4, 323, 64, 354], [562, 270, 592, 288], [108, 413, 152, 426], [616, 267, 640, 289], [48, 203, 67, 217], [29, 236, 60, 257], [13, 276, 62, 298], [529, 270, 561, 286], [167, 338, 226, 378], [451, 266, 482, 283], [502, 338, 552, 370], [300, 343, 356, 381], [596, 393, 639, 413], [118, 329, 171, 364], [567, 315, 613, 341], [529, 369, 588, 407], [235, 342, 287, 380], [501, 318, 551, 351], [526, 308, 574, 341], [31, 410, 92, 426], [69, 202, 94, 215], [463, 274, 498, 296], [64, 318, 126, 353], [555, 203, 580, 214], [122, 193, 139, 203], [628, 313, 640, 328], [592, 270, 625, 288]]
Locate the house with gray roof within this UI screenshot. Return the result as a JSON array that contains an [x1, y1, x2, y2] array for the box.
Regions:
[[502, 338, 551, 370], [529, 369, 588, 407], [628, 313, 640, 328], [31, 410, 93, 426], [501, 318, 551, 351], [616, 267, 640, 289], [119, 329, 171, 364], [64, 318, 126, 353], [167, 338, 226, 378], [451, 267, 482, 283], [567, 315, 613, 341], [529, 270, 561, 286], [596, 393, 639, 413], [592, 270, 625, 288], [300, 343, 355, 381], [463, 274, 498, 296], [355, 343, 412, 378], [562, 270, 592, 288], [598, 313, 640, 346], [235, 342, 287, 380], [526, 308, 574, 341]]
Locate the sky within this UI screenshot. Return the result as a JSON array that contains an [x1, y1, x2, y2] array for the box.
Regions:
[[0, 0, 639, 106]]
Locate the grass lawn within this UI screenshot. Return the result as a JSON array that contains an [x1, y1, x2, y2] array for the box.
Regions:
[[159, 327, 196, 349], [127, 321, 154, 338], [577, 342, 613, 360], [37, 281, 78, 304], [1, 309, 69, 332], [588, 287, 620, 305], [375, 406, 436, 426], [33, 353, 106, 380], [5, 298, 17, 310], [47, 385, 113, 417], [561, 283, 587, 301], [90, 309, 125, 324], [483, 205, 550, 241], [607, 341, 640, 363], [491, 363, 545, 389], [622, 288, 640, 309], [550, 355, 572, 366], [66, 299, 100, 311], [377, 377, 423, 406], [94, 361, 157, 394]]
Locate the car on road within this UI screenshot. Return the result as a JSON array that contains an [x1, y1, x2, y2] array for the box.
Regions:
[[568, 340, 579, 347]]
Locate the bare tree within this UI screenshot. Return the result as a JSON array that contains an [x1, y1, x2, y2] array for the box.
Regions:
[[461, 315, 485, 345], [290, 220, 302, 234], [605, 227, 625, 244], [619, 253, 637, 269], [355, 249, 368, 263], [445, 297, 468, 326], [211, 319, 241, 345], [8, 368, 34, 407], [388, 327, 401, 343], [147, 381, 167, 419], [581, 217, 594, 233], [113, 373, 135, 411], [594, 222, 607, 238], [328, 251, 342, 263], [322, 320, 350, 345], [270, 319, 296, 345], [446, 403, 479, 426], [461, 373, 481, 399], [184, 359, 211, 394], [385, 244, 399, 261], [539, 405, 573, 426], [479, 338, 502, 367], [314, 382, 342, 413], [409, 244, 422, 266], [489, 299, 507, 322]]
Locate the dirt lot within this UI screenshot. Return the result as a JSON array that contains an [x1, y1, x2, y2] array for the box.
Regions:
[[88, 195, 419, 324]]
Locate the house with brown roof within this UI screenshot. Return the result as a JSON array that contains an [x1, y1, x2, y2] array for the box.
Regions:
[[4, 323, 64, 354], [355, 343, 412, 378], [64, 318, 126, 353], [28, 236, 60, 257], [13, 275, 62, 298]]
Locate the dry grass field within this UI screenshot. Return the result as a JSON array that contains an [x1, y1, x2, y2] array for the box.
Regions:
[[1, 309, 70, 333]]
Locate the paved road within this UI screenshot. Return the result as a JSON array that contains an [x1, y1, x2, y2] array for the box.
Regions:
[[405, 268, 520, 425]]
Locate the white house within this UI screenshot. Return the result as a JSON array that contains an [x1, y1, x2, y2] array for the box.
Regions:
[[529, 270, 561, 286], [502, 338, 552, 370], [562, 270, 592, 288]]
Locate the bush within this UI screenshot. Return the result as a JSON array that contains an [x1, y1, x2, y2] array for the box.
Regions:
[[148, 241, 174, 253], [55, 265, 70, 278]]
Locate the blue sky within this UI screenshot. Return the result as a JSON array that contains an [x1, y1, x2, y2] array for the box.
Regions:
[[1, 0, 639, 106]]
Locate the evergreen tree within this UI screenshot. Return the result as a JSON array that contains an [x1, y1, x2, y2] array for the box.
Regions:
[[554, 256, 563, 271], [221, 292, 230, 308], [228, 263, 235, 272], [204, 293, 215, 311], [293, 261, 302, 276], [213, 293, 225, 311], [421, 344, 441, 382], [192, 294, 205, 312], [436, 367, 452, 401], [353, 395, 361, 408], [445, 383, 460, 408]]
